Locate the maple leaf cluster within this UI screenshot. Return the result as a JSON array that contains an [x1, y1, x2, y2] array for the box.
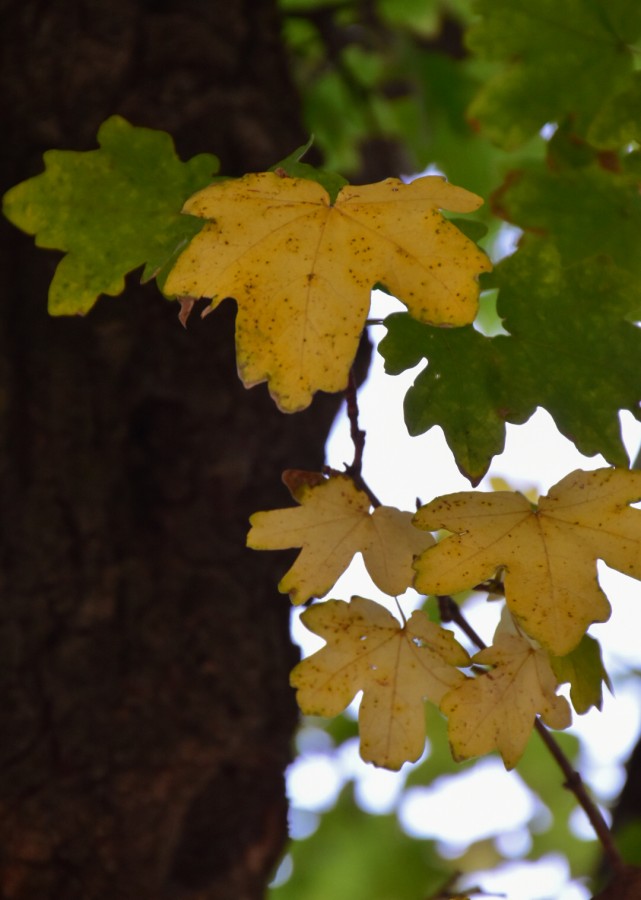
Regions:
[[248, 467, 641, 770], [6, 121, 641, 776]]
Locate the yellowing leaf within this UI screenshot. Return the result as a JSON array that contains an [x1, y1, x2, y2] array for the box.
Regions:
[[441, 631, 571, 769], [247, 473, 434, 604], [292, 596, 470, 769], [413, 468, 641, 656], [164, 172, 490, 411]]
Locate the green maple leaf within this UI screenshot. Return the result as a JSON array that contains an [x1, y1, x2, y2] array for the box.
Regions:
[[2, 116, 219, 315], [493, 164, 641, 316], [466, 0, 641, 149], [379, 242, 641, 483]]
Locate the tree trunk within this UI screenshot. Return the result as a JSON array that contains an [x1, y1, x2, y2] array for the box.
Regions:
[[0, 2, 342, 896]]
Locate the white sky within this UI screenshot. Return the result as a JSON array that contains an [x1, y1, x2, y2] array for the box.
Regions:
[[281, 289, 641, 900]]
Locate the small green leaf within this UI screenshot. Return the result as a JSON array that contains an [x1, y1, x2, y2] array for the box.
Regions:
[[270, 141, 348, 204], [2, 115, 219, 315], [550, 634, 612, 714]]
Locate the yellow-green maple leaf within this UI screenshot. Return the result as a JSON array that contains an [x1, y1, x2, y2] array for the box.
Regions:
[[441, 630, 571, 770], [164, 171, 490, 411], [413, 468, 641, 656], [247, 472, 434, 603], [292, 596, 470, 769]]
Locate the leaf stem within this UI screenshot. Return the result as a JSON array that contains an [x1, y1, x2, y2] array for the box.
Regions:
[[436, 594, 626, 875]]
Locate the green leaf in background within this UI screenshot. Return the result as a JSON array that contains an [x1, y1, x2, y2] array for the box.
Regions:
[[376, 0, 440, 37], [492, 163, 641, 316], [617, 820, 641, 866], [406, 703, 477, 788], [590, 71, 641, 148], [466, 0, 641, 149], [290, 43, 385, 174], [2, 116, 219, 315], [269, 784, 451, 900], [387, 42, 545, 198], [379, 243, 641, 483], [517, 730, 598, 878], [550, 635, 613, 715]]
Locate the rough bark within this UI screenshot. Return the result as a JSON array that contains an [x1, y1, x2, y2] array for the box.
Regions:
[[0, 1, 343, 897]]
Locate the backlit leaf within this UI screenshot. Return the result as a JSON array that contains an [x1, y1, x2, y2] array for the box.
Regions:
[[292, 596, 470, 769], [413, 468, 641, 656], [550, 634, 612, 714], [164, 171, 490, 411], [247, 472, 434, 604], [442, 630, 571, 769]]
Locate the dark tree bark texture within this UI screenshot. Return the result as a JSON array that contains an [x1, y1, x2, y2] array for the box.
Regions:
[[0, 2, 342, 897]]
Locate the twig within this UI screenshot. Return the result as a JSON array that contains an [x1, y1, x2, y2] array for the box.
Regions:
[[437, 595, 487, 649], [345, 368, 365, 478], [343, 368, 382, 507], [533, 722, 625, 875], [435, 594, 626, 874]]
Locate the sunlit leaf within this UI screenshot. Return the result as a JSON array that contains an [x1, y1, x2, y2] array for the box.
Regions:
[[442, 630, 571, 769], [247, 472, 434, 604], [550, 634, 612, 714], [413, 468, 641, 655], [164, 171, 490, 411], [292, 596, 470, 769]]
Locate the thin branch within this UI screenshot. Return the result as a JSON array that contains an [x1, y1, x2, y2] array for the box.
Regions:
[[437, 595, 487, 649], [345, 368, 365, 478], [533, 720, 625, 875], [342, 368, 382, 507], [435, 594, 626, 874]]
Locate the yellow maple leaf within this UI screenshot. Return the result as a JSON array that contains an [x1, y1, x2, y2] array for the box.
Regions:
[[413, 467, 641, 656], [441, 630, 571, 769], [247, 472, 434, 604], [292, 596, 470, 769], [164, 172, 490, 411]]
